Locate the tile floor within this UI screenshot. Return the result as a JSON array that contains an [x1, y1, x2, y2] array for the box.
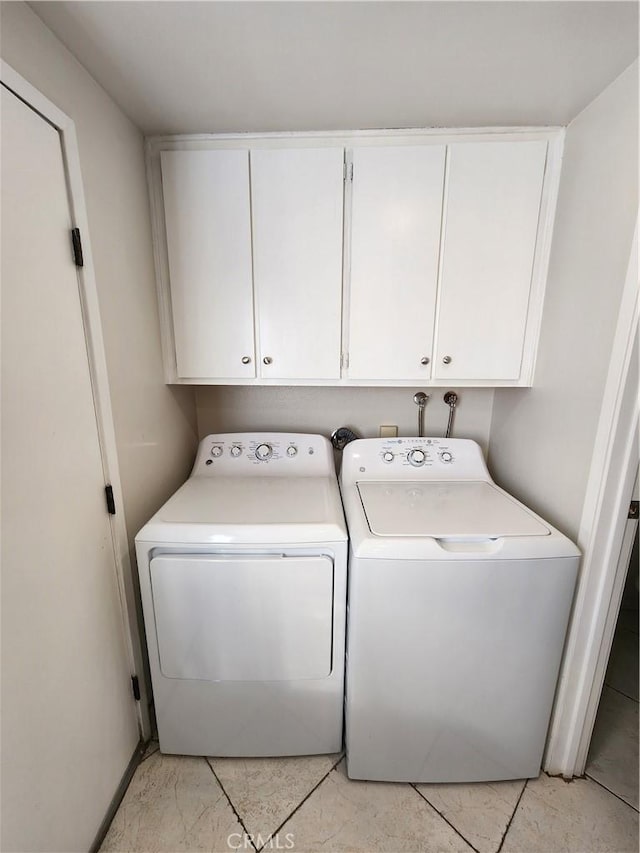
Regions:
[[101, 602, 639, 853], [584, 596, 639, 813], [100, 745, 638, 853]]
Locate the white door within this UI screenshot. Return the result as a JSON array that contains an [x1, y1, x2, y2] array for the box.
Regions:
[[347, 146, 446, 380], [251, 147, 344, 380], [150, 554, 334, 681], [161, 149, 255, 379], [434, 140, 548, 380], [1, 85, 139, 852]]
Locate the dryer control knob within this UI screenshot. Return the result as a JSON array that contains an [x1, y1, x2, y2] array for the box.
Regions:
[[211, 445, 223, 458], [286, 445, 298, 457], [230, 445, 242, 457], [255, 443, 273, 461], [408, 448, 426, 466], [440, 451, 453, 463], [383, 451, 394, 463]]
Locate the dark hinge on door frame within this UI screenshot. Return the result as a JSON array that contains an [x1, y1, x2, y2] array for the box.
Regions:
[[131, 675, 141, 701], [629, 501, 639, 520], [71, 227, 84, 267], [105, 484, 116, 515]]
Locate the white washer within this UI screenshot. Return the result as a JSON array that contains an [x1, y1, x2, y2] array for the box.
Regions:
[[340, 437, 580, 783], [135, 433, 347, 757]]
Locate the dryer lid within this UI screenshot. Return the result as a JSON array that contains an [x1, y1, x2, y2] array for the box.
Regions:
[[357, 481, 549, 538], [136, 475, 347, 545], [158, 476, 339, 524]]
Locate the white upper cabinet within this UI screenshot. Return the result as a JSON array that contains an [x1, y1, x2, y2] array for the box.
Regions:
[[149, 130, 561, 386], [433, 140, 548, 381], [251, 147, 344, 380], [161, 149, 255, 379], [347, 146, 446, 381]]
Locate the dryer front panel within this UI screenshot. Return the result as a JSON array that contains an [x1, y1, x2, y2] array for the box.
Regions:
[[150, 553, 334, 681]]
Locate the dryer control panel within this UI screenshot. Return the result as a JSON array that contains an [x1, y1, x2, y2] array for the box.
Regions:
[[341, 437, 491, 484], [191, 433, 336, 477]]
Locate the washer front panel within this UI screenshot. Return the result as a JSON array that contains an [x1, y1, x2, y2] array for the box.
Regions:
[[345, 552, 579, 782]]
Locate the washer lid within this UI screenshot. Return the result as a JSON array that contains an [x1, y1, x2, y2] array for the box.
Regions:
[[357, 481, 549, 538]]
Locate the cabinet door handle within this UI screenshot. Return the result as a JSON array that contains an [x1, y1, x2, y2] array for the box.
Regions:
[[263, 356, 273, 365], [442, 355, 452, 364], [241, 356, 251, 365], [421, 357, 430, 365]]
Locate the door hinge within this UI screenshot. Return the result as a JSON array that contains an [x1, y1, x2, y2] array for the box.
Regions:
[[343, 162, 353, 182], [131, 675, 141, 701], [629, 500, 639, 520], [105, 484, 116, 515], [71, 227, 84, 267], [341, 352, 349, 370]]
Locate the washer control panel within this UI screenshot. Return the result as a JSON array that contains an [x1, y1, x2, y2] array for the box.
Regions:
[[341, 437, 491, 484], [192, 433, 334, 477]]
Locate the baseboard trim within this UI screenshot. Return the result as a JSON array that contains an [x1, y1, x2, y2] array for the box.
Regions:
[[90, 739, 147, 853]]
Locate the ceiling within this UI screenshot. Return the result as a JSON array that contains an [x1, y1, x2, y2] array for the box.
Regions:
[[29, 1, 639, 135]]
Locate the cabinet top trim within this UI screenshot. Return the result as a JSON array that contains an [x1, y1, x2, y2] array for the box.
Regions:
[[147, 127, 564, 153]]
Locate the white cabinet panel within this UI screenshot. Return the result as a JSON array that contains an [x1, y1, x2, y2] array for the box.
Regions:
[[434, 141, 548, 380], [161, 149, 255, 379], [251, 148, 344, 380], [347, 146, 446, 380]]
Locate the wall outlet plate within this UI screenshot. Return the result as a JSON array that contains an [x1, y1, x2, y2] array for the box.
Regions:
[[379, 425, 398, 438]]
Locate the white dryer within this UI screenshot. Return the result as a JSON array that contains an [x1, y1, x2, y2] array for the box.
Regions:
[[340, 437, 580, 783], [135, 433, 347, 757]]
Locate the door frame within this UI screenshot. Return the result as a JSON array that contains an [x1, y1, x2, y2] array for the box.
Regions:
[[1, 60, 150, 737], [544, 217, 639, 777]]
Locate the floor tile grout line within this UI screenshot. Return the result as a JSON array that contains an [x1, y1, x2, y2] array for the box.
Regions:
[[584, 771, 640, 814], [205, 757, 260, 853], [496, 779, 528, 853], [411, 784, 480, 853], [254, 753, 346, 852], [603, 681, 639, 704]]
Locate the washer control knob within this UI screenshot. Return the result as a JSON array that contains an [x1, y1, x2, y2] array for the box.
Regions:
[[286, 445, 297, 457], [230, 445, 242, 458], [383, 451, 394, 463], [255, 443, 273, 461], [440, 451, 453, 463], [408, 448, 426, 466], [211, 445, 223, 458]]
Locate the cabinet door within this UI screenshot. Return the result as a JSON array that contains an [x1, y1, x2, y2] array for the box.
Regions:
[[347, 146, 446, 381], [434, 141, 547, 380], [251, 148, 344, 380], [161, 149, 255, 379]]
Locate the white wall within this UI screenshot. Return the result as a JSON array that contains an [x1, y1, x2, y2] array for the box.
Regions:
[[0, 2, 199, 547], [196, 386, 495, 456], [488, 61, 638, 541]]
